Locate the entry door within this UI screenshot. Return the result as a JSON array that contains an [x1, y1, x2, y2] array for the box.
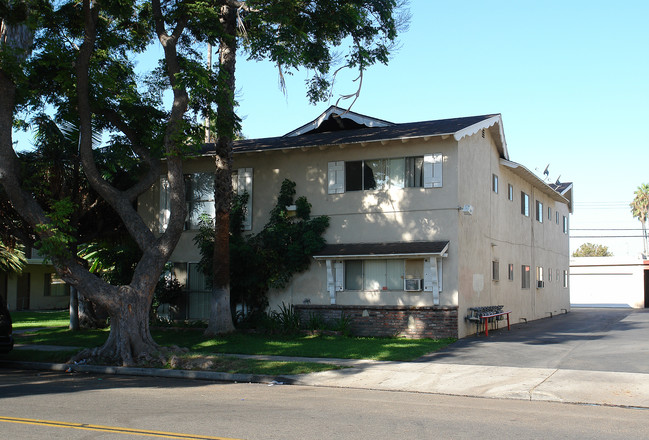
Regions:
[[16, 273, 30, 310]]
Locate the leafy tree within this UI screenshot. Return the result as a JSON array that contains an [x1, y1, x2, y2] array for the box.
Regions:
[[630, 183, 649, 257], [204, 0, 408, 336], [195, 179, 329, 322], [0, 0, 405, 365], [572, 243, 613, 257]]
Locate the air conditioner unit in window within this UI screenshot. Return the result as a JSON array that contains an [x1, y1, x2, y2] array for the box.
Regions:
[[404, 278, 422, 292], [537, 281, 545, 288]]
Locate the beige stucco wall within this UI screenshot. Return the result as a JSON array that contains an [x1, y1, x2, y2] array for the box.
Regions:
[[3, 263, 69, 311], [570, 257, 647, 308], [138, 127, 572, 338], [140, 137, 462, 312], [456, 130, 570, 337]]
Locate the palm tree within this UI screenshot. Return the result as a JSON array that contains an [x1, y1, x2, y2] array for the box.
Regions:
[[630, 183, 649, 257], [0, 240, 26, 273]]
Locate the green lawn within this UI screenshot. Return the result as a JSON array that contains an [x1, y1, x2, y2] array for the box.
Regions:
[[6, 310, 456, 372]]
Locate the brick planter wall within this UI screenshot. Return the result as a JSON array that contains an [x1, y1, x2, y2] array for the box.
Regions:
[[294, 305, 458, 339]]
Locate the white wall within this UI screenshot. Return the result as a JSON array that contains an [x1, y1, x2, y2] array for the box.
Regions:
[[570, 257, 647, 308]]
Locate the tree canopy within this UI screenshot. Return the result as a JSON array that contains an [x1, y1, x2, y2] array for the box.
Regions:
[[630, 183, 649, 257], [572, 242, 613, 258], [0, 0, 407, 365]]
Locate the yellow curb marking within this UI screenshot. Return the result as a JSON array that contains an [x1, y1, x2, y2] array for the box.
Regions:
[[0, 416, 244, 440]]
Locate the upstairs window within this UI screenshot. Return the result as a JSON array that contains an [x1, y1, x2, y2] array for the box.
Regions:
[[160, 169, 253, 232], [328, 153, 442, 194], [185, 173, 216, 230], [492, 174, 499, 193], [508, 263, 514, 281], [492, 260, 500, 281], [522, 265, 530, 289], [536, 200, 543, 223], [508, 184, 513, 201], [521, 192, 530, 217], [563, 215, 568, 234]]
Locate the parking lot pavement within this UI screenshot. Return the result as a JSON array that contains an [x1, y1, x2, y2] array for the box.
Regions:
[[416, 308, 649, 374]]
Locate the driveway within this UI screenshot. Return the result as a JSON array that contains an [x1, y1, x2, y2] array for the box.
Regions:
[[417, 307, 649, 374]]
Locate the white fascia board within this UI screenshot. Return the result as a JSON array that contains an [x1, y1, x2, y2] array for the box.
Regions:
[[313, 243, 450, 261], [500, 158, 570, 204], [454, 115, 508, 159]]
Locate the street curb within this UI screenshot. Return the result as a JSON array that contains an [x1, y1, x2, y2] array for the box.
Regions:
[[0, 360, 299, 385]]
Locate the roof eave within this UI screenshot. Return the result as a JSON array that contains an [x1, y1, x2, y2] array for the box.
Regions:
[[455, 114, 508, 159], [500, 158, 570, 206], [313, 242, 450, 260]]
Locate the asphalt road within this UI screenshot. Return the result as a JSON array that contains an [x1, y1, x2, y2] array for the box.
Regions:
[[418, 307, 649, 373], [1, 368, 649, 440]]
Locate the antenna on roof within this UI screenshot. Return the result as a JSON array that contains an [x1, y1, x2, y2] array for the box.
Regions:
[[543, 164, 550, 178], [555, 175, 561, 185]]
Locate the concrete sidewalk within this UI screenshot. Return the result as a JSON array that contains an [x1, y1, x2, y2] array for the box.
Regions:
[[283, 357, 649, 408]]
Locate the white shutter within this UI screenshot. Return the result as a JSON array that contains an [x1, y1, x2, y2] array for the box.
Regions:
[[328, 161, 345, 194], [159, 177, 170, 233], [423, 153, 443, 188], [237, 168, 253, 230], [423, 257, 440, 305], [335, 261, 344, 292], [326, 260, 341, 304]]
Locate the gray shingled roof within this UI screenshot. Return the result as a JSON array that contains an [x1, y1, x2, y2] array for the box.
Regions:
[[313, 241, 450, 259], [548, 182, 573, 195], [200, 114, 499, 155]]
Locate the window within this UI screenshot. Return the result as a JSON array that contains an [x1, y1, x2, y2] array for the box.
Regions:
[[548, 206, 552, 221], [161, 170, 253, 232], [44, 273, 69, 297], [556, 269, 560, 282], [548, 268, 553, 282], [185, 173, 216, 230], [232, 168, 253, 230], [563, 270, 568, 288], [556, 211, 560, 224], [522, 265, 530, 289], [536, 267, 544, 288], [508, 184, 513, 201], [342, 258, 442, 293], [521, 192, 530, 216], [492, 260, 499, 281], [535, 200, 543, 223], [328, 153, 442, 194], [508, 263, 514, 281], [563, 215, 568, 234], [344, 260, 403, 291], [492, 174, 499, 193]]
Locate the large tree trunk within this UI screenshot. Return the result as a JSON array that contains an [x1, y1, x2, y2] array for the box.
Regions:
[[78, 293, 109, 329], [72, 286, 163, 366], [204, 3, 237, 336]]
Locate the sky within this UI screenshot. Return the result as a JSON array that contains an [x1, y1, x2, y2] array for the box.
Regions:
[[230, 0, 649, 258], [12, 1, 649, 257]]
